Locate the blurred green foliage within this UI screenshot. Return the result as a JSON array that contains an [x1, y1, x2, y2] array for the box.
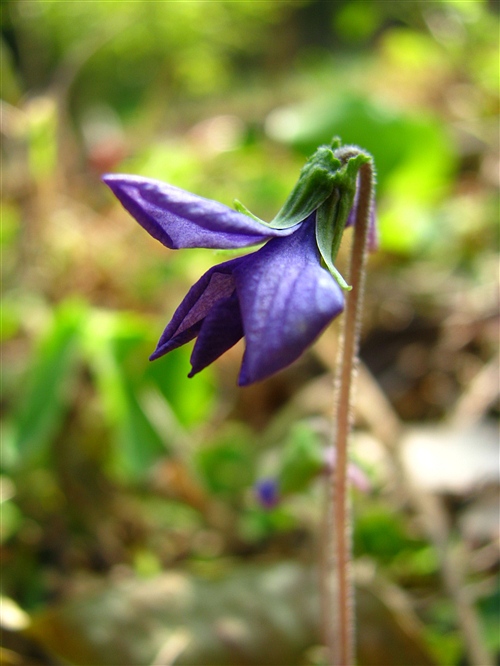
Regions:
[[1, 0, 498, 664]]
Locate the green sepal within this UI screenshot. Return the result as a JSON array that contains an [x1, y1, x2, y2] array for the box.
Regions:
[[329, 136, 343, 151], [269, 145, 341, 229], [232, 140, 373, 294], [233, 143, 342, 230], [315, 149, 372, 290], [315, 192, 351, 291], [233, 199, 266, 225]]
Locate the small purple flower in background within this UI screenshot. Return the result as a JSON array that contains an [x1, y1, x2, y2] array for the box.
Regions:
[[324, 447, 371, 493], [254, 441, 370, 511], [102, 138, 374, 385], [254, 478, 280, 509]]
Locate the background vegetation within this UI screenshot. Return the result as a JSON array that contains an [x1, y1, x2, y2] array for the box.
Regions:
[[2, 1, 499, 664]]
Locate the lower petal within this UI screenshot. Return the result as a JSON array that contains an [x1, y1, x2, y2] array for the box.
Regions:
[[188, 292, 244, 377], [150, 257, 242, 360], [233, 215, 344, 385]]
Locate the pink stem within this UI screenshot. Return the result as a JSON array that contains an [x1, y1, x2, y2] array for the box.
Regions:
[[329, 161, 374, 665]]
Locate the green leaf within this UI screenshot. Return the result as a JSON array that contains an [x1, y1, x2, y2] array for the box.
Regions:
[[194, 424, 254, 496], [146, 347, 214, 428], [82, 310, 167, 481], [0, 499, 24, 543], [12, 300, 86, 468], [116, 388, 167, 481], [278, 422, 324, 494]]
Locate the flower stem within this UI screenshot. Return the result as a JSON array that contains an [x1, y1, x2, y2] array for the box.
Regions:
[[328, 160, 374, 665]]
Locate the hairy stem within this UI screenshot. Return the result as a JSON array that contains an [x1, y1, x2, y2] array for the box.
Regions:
[[328, 161, 374, 665]]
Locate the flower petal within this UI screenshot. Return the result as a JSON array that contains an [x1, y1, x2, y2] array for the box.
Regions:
[[233, 214, 344, 385], [150, 257, 242, 360], [188, 292, 244, 377], [102, 174, 295, 249]]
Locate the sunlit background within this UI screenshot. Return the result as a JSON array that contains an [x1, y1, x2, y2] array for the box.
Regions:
[[2, 1, 499, 664]]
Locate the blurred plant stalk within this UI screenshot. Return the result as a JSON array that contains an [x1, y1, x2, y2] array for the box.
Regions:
[[355, 364, 496, 666]]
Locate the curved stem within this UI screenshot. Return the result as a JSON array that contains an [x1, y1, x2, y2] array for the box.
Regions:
[[328, 161, 374, 665]]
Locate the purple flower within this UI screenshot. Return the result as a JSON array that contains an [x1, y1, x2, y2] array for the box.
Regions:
[[254, 478, 280, 509], [324, 447, 371, 493], [102, 173, 345, 385]]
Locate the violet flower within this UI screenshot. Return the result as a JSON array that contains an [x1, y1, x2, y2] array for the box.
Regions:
[[102, 139, 373, 385], [254, 478, 280, 509]]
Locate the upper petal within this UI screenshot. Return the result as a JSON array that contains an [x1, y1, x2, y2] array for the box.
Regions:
[[233, 214, 344, 385], [102, 174, 296, 249]]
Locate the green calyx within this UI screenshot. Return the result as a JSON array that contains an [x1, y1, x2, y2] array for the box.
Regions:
[[315, 148, 372, 290], [234, 137, 373, 291]]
